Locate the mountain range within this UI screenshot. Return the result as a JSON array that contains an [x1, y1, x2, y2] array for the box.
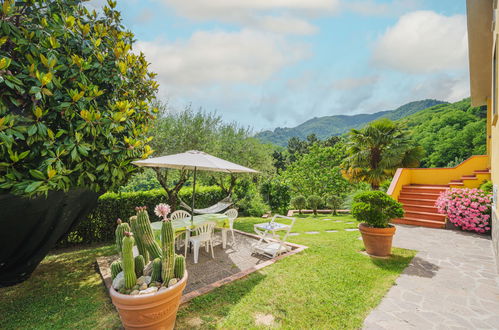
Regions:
[[255, 99, 447, 146]]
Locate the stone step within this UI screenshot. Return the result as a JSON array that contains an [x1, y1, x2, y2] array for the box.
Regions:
[[403, 204, 439, 213], [404, 210, 446, 221], [391, 217, 446, 229], [399, 198, 438, 207]]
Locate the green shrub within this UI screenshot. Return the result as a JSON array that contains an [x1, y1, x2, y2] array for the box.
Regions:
[[351, 191, 404, 228], [260, 179, 291, 214], [307, 195, 322, 215], [57, 186, 224, 247], [291, 195, 307, 214], [325, 195, 343, 216], [480, 180, 493, 193]]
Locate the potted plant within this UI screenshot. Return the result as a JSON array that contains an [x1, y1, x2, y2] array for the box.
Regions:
[[109, 204, 187, 330], [351, 191, 404, 257]]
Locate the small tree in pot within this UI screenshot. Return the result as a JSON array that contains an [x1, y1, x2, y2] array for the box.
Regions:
[[351, 191, 403, 257], [110, 204, 187, 330]]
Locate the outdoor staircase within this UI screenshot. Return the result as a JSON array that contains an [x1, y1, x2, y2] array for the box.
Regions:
[[392, 185, 448, 229], [391, 168, 491, 229]]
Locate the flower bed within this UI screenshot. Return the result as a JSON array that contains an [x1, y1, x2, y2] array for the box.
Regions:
[[435, 188, 492, 234]]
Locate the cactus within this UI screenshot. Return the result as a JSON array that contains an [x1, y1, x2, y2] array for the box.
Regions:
[[151, 257, 162, 283], [129, 216, 149, 263], [174, 255, 185, 279], [134, 207, 162, 259], [122, 232, 137, 290], [115, 219, 130, 256], [160, 219, 175, 285], [110, 260, 122, 280], [134, 255, 145, 278]]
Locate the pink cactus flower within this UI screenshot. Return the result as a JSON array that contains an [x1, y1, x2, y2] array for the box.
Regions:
[[154, 203, 171, 219]]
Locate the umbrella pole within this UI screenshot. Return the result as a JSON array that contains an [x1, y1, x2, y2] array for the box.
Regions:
[[191, 166, 196, 225]]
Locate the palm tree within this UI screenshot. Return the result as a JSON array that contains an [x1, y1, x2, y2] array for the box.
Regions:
[[341, 119, 424, 190]]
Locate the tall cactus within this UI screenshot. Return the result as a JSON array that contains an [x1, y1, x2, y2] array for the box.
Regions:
[[151, 257, 162, 283], [174, 255, 185, 279], [115, 219, 130, 256], [122, 232, 136, 289], [134, 207, 162, 259], [110, 260, 122, 280], [161, 219, 175, 285], [134, 255, 145, 278], [129, 216, 149, 263]]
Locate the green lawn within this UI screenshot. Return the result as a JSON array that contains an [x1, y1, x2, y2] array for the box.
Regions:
[[0, 215, 416, 329]]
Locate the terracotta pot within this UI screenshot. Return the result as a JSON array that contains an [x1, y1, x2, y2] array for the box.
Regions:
[[358, 223, 396, 257], [110, 272, 188, 330]]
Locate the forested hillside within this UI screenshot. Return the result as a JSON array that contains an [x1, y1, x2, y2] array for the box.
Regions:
[[256, 99, 445, 146], [401, 98, 487, 167]]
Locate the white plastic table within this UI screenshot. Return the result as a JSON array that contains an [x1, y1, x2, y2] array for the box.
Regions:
[[252, 215, 296, 257]]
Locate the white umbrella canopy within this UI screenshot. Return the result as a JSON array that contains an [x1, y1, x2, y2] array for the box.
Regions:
[[132, 150, 258, 173], [132, 150, 258, 222]]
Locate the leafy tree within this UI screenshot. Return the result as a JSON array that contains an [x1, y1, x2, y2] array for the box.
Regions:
[[149, 105, 274, 208], [260, 178, 291, 214], [325, 195, 343, 216], [282, 144, 350, 197], [290, 195, 306, 214], [0, 0, 157, 196], [342, 119, 424, 190], [307, 195, 322, 215]]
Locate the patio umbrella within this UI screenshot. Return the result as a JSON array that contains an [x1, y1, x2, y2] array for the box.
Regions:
[[132, 150, 258, 223]]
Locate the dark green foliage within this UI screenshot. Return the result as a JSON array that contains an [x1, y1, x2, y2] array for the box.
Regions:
[[290, 195, 307, 213], [0, 0, 157, 196], [260, 179, 291, 214], [307, 195, 322, 215], [174, 255, 185, 279], [56, 186, 224, 247], [256, 100, 445, 146], [402, 98, 486, 167], [480, 180, 493, 193], [325, 195, 343, 215], [134, 255, 145, 278], [351, 191, 404, 228], [282, 144, 350, 197]]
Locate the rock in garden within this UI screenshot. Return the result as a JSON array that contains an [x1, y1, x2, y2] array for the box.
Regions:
[[112, 271, 125, 290], [130, 290, 140, 295], [138, 286, 158, 295], [143, 262, 153, 276], [168, 278, 178, 287], [139, 283, 148, 290], [158, 286, 168, 293], [137, 275, 152, 286]]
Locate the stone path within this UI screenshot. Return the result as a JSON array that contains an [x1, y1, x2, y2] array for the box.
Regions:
[[363, 225, 499, 329]]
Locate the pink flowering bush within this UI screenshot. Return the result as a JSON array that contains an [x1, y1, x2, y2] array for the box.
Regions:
[[435, 188, 492, 234]]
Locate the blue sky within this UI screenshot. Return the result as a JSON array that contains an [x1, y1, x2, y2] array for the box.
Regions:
[[93, 0, 469, 131]]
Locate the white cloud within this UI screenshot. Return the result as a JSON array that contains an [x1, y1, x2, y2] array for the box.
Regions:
[[345, 0, 421, 16], [136, 29, 309, 89], [410, 74, 470, 102], [157, 0, 340, 35], [372, 11, 468, 73]]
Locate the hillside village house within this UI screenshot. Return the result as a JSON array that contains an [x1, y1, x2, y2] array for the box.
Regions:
[[387, 0, 499, 270]]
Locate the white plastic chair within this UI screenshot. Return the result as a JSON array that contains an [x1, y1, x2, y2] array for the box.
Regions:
[[252, 215, 296, 257], [188, 221, 216, 264], [224, 208, 238, 244], [170, 210, 191, 250]]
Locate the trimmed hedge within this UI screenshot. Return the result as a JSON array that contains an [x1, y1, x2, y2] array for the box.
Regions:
[[57, 186, 224, 247]]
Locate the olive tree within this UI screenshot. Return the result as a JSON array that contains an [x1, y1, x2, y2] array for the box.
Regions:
[[0, 0, 157, 286]]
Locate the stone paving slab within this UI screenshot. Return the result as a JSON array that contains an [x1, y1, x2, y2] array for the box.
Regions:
[[363, 225, 499, 330]]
